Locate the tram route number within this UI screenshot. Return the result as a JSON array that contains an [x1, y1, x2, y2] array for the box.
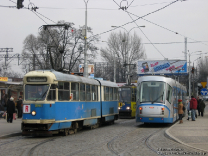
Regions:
[[35, 104, 42, 107], [149, 118, 154, 120]]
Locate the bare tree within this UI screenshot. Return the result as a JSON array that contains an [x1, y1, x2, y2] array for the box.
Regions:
[[0, 63, 23, 78], [21, 21, 99, 73], [197, 58, 208, 82], [100, 31, 146, 82]]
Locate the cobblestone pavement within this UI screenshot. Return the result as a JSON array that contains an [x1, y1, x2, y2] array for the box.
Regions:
[[0, 119, 206, 156]]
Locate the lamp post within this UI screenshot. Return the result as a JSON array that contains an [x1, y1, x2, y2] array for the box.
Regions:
[[83, 0, 89, 78], [111, 26, 145, 83], [183, 50, 202, 99], [192, 57, 201, 96], [102, 41, 116, 82]]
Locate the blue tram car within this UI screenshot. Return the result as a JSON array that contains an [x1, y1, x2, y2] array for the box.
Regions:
[[136, 76, 186, 124], [22, 70, 119, 136]]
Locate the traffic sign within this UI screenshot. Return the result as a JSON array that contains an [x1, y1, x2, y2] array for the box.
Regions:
[[201, 88, 208, 96], [201, 82, 207, 88]]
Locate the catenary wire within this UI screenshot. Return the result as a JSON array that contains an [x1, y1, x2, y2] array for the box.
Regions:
[[127, 12, 166, 59], [125, 10, 208, 47], [89, 0, 180, 39]]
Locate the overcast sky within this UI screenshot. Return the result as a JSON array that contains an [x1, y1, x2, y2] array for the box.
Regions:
[[0, 0, 208, 75]]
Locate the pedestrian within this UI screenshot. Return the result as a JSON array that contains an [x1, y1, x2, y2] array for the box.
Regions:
[[2, 94, 8, 119], [16, 96, 23, 118], [198, 97, 206, 117], [190, 95, 197, 121], [187, 98, 191, 120], [174, 99, 184, 124], [6, 96, 15, 123], [196, 96, 200, 117]]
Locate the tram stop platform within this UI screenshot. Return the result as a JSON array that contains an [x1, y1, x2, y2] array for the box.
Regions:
[[0, 116, 22, 137], [166, 102, 208, 153]]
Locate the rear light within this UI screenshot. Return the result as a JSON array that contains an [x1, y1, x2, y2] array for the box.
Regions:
[[139, 107, 142, 114], [161, 107, 164, 115], [50, 104, 52, 107], [161, 118, 163, 120], [140, 118, 142, 120]]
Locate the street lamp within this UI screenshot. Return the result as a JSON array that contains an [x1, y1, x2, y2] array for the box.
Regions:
[[182, 50, 202, 99], [102, 41, 116, 82]]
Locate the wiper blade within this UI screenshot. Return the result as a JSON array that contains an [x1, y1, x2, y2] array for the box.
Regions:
[[152, 92, 164, 104]]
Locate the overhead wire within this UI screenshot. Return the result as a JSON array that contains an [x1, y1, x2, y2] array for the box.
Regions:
[[127, 12, 166, 59], [8, 0, 56, 24], [125, 10, 208, 47], [89, 0, 180, 39]]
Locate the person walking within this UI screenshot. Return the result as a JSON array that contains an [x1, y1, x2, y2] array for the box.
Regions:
[[196, 96, 200, 117], [190, 95, 197, 121], [6, 96, 15, 123], [174, 99, 184, 124], [187, 99, 191, 120], [198, 97, 206, 117], [16, 96, 23, 118]]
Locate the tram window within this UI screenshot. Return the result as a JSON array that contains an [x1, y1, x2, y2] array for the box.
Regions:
[[109, 88, 113, 100], [58, 82, 70, 101], [47, 84, 56, 101], [139, 82, 165, 103], [86, 84, 91, 101], [71, 83, 79, 101], [166, 84, 172, 104], [104, 87, 109, 101], [113, 88, 118, 100], [80, 83, 85, 101], [92, 85, 98, 101]]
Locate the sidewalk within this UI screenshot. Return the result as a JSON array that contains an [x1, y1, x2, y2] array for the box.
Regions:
[[0, 117, 22, 137], [166, 102, 208, 152]]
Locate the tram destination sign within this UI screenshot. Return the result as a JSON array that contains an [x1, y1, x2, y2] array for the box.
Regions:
[[137, 60, 187, 75]]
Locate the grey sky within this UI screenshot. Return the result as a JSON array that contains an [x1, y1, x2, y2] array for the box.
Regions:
[[0, 0, 208, 74]]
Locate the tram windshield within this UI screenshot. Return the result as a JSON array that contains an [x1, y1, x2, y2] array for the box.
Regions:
[[119, 87, 131, 102], [139, 81, 165, 104], [25, 84, 50, 101]]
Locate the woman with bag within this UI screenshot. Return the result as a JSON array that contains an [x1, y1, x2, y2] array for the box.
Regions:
[[6, 96, 15, 123], [174, 99, 184, 124]]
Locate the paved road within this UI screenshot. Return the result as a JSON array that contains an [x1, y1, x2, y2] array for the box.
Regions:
[[0, 118, 22, 137], [0, 119, 206, 156]]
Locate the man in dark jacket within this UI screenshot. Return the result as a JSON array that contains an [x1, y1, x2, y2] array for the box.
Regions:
[[7, 96, 15, 123], [190, 96, 197, 121], [16, 96, 23, 118], [198, 98, 206, 117]]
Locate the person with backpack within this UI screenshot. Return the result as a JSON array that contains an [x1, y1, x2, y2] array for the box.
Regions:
[[174, 99, 184, 124]]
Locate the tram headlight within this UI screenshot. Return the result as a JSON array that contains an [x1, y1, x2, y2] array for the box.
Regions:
[[32, 111, 36, 116], [126, 107, 130, 110], [118, 107, 121, 110]]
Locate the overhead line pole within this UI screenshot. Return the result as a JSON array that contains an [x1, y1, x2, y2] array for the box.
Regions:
[[83, 0, 89, 78]]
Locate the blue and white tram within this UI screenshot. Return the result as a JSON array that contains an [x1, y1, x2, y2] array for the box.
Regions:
[[136, 76, 186, 124], [22, 70, 119, 136]]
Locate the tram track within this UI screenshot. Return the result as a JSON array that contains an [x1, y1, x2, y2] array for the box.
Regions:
[[106, 126, 169, 156]]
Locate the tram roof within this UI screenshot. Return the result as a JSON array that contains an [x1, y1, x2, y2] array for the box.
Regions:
[[25, 70, 118, 87]]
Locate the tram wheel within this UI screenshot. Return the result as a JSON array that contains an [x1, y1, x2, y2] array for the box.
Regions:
[[64, 129, 69, 136]]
